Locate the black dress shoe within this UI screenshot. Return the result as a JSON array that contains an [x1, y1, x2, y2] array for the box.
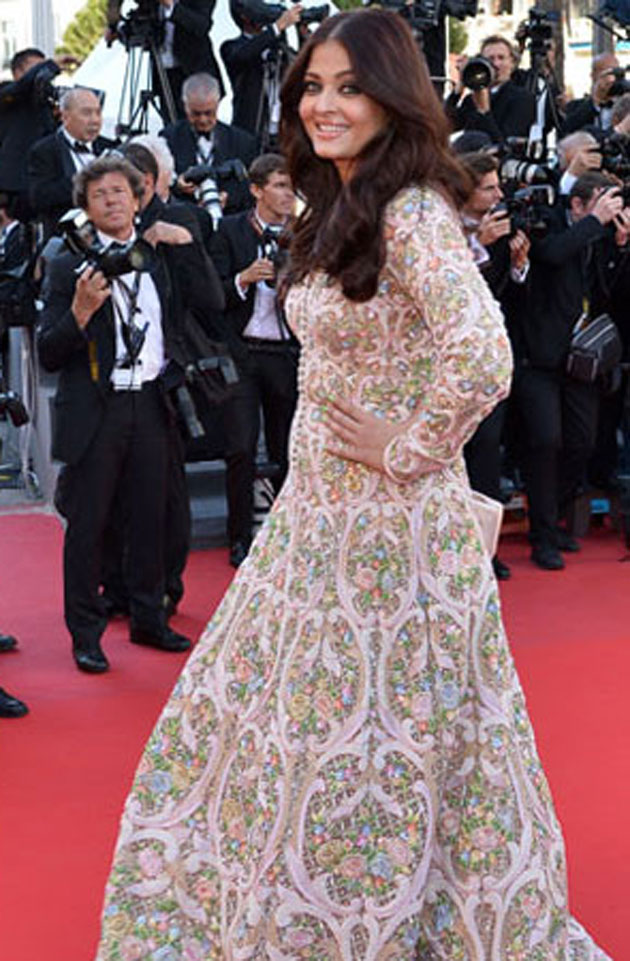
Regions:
[[73, 644, 110, 674], [556, 528, 581, 553], [0, 633, 18, 653], [130, 626, 191, 652], [492, 556, 511, 580], [531, 545, 565, 571], [0, 687, 28, 718], [229, 541, 249, 569]]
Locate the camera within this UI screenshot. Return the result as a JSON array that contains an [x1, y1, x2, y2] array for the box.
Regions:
[[461, 56, 495, 91], [607, 65, 630, 98], [516, 7, 556, 61], [181, 158, 249, 228], [58, 209, 157, 279], [498, 137, 550, 186], [259, 225, 289, 287], [230, 0, 329, 30], [497, 184, 554, 237], [117, 0, 164, 48], [599, 132, 630, 178]]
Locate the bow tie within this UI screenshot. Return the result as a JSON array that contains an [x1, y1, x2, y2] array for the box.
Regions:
[[73, 140, 92, 154]]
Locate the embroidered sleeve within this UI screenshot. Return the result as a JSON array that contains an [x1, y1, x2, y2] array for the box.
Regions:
[[382, 188, 513, 483]]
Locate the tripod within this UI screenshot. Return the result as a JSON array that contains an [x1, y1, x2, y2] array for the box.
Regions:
[[524, 46, 563, 157], [255, 41, 292, 153], [116, 21, 177, 137]]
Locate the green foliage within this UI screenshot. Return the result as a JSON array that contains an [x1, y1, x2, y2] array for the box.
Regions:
[[56, 0, 108, 65], [447, 16, 468, 56]]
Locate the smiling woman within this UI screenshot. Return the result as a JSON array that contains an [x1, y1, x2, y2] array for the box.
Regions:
[[91, 10, 613, 961]]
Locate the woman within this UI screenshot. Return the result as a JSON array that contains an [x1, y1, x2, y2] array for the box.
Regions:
[[95, 11, 611, 960]]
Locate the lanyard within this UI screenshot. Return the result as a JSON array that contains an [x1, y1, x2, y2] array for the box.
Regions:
[[112, 272, 148, 367]]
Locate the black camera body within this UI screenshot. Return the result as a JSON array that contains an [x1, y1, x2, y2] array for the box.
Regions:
[[518, 7, 555, 61], [607, 66, 630, 98], [599, 132, 630, 178], [181, 158, 249, 227], [259, 225, 289, 288], [498, 137, 550, 187], [499, 184, 554, 238], [229, 0, 329, 30], [58, 209, 157, 279], [118, 0, 164, 48]]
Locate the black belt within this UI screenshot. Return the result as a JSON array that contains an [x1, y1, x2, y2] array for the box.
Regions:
[[242, 336, 296, 353]]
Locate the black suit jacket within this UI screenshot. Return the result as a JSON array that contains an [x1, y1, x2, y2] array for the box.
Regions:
[[160, 119, 257, 214], [37, 214, 224, 465], [0, 59, 60, 197], [562, 96, 605, 135], [446, 80, 537, 143], [27, 130, 116, 237], [209, 211, 296, 369], [510, 205, 614, 369]]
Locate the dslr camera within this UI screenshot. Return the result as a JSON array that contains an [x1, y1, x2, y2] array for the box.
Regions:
[[181, 158, 249, 228], [260, 224, 289, 288], [58, 209, 157, 278], [496, 184, 555, 238], [230, 0, 329, 30]]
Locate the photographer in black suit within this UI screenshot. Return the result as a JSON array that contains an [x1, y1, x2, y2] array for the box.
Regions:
[[28, 88, 116, 239], [210, 153, 298, 567], [161, 72, 257, 215], [0, 48, 76, 222], [100, 140, 225, 619], [511, 172, 630, 569], [106, 0, 224, 117], [38, 155, 222, 673], [447, 35, 536, 144], [221, 2, 303, 141]]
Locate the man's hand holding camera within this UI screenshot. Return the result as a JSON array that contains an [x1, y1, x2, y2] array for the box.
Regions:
[[593, 68, 617, 108], [509, 231, 530, 271], [591, 186, 624, 225], [478, 208, 511, 246], [238, 256, 275, 291], [275, 4, 303, 32], [71, 265, 110, 330]]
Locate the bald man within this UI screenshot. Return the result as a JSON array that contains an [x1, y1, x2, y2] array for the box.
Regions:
[[27, 87, 117, 238]]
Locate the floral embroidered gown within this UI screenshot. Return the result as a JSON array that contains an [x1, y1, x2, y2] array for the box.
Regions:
[[96, 188, 611, 961]]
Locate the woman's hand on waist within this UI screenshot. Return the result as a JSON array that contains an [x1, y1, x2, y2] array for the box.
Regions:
[[323, 397, 404, 472]]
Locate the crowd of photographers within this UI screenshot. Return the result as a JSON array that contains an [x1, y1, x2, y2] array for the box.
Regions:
[[4, 4, 630, 716]]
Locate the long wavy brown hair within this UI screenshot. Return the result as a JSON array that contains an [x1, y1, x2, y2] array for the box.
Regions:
[[280, 9, 470, 302]]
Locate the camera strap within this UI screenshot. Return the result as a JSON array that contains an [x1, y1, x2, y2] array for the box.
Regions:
[[112, 272, 148, 367]]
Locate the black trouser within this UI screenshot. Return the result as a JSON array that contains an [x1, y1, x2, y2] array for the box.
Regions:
[[100, 422, 191, 611], [512, 366, 599, 547], [59, 382, 169, 651], [222, 343, 298, 547], [464, 400, 507, 504]]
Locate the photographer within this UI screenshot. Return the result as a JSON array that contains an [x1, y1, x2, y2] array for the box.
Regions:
[[511, 172, 630, 569], [563, 52, 623, 135], [27, 88, 116, 240], [106, 0, 224, 117], [446, 35, 536, 144], [209, 153, 298, 568], [0, 48, 76, 222], [99, 140, 225, 619], [557, 130, 602, 196], [161, 72, 257, 215], [221, 2, 303, 141], [37, 155, 222, 673], [459, 151, 530, 580]]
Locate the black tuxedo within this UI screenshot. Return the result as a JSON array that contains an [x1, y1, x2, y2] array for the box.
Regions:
[[562, 96, 608, 135], [27, 130, 116, 238], [0, 59, 60, 219], [446, 80, 537, 143], [508, 206, 617, 549], [209, 211, 298, 550], [221, 29, 286, 136], [160, 119, 257, 214], [37, 224, 221, 652], [99, 194, 225, 616]]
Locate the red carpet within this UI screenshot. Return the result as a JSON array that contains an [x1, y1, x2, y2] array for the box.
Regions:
[[0, 513, 627, 960]]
